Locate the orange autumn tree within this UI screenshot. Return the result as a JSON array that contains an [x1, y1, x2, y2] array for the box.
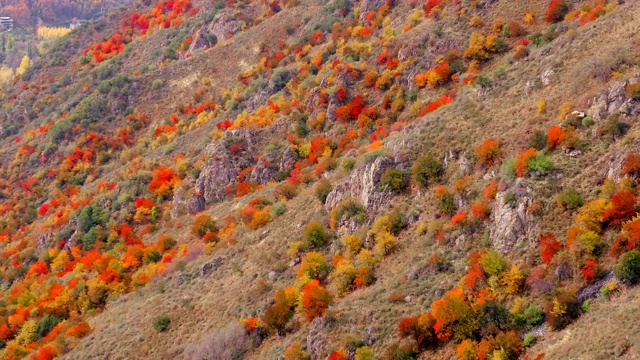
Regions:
[[514, 148, 537, 177], [148, 166, 180, 198], [547, 125, 566, 149], [431, 287, 479, 342], [263, 287, 297, 334], [301, 279, 332, 321], [398, 312, 438, 350], [475, 138, 501, 168]]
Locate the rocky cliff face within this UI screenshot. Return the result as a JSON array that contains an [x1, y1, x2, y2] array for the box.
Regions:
[[325, 156, 395, 215], [490, 179, 537, 253], [587, 76, 640, 121], [171, 179, 205, 219], [195, 129, 260, 203]]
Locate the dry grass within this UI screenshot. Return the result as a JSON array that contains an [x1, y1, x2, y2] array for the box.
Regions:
[[526, 285, 640, 359]]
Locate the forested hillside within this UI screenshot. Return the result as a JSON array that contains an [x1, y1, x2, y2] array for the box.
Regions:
[[0, 0, 638, 359]]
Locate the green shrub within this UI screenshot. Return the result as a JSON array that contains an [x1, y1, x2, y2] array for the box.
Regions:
[[362, 149, 384, 164], [302, 221, 330, 249], [153, 315, 171, 332], [38, 314, 60, 337], [411, 153, 443, 187], [602, 115, 628, 140], [514, 304, 544, 329], [523, 333, 536, 347], [379, 168, 406, 191], [500, 158, 517, 180], [557, 187, 584, 210], [528, 152, 553, 175], [436, 192, 457, 216], [151, 79, 164, 90], [354, 346, 374, 360], [615, 250, 640, 284], [342, 158, 356, 172], [272, 202, 287, 217], [527, 130, 547, 151], [480, 250, 507, 276], [581, 116, 594, 127], [314, 179, 333, 203], [388, 211, 407, 235]]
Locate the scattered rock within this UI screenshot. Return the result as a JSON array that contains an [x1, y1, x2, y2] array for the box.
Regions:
[[268, 271, 277, 281], [200, 257, 223, 277], [406, 267, 422, 281], [483, 171, 496, 180], [363, 325, 377, 346], [175, 272, 185, 286], [541, 68, 555, 86], [288, 257, 301, 268], [554, 260, 573, 281], [279, 146, 298, 171]]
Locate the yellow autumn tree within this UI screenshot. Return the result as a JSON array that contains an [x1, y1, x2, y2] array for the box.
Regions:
[[16, 55, 30, 76]]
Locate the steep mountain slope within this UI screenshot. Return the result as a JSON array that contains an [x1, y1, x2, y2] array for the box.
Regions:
[[0, 0, 638, 359]]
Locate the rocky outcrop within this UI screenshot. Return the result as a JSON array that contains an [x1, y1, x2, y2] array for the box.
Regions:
[[195, 129, 260, 203], [306, 317, 329, 360], [250, 157, 277, 185], [587, 76, 640, 121], [358, 0, 387, 21], [199, 257, 223, 277], [576, 271, 617, 302], [603, 152, 625, 182], [490, 179, 537, 253], [279, 146, 298, 171], [186, 11, 239, 55], [325, 156, 395, 214], [245, 70, 292, 112], [171, 179, 205, 219], [36, 232, 54, 253]]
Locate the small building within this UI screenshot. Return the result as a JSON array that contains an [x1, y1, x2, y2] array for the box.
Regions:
[[0, 17, 13, 31], [70, 19, 86, 30]]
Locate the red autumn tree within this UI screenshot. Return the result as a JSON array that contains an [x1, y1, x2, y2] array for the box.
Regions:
[[546, 0, 568, 23], [301, 279, 332, 321], [580, 259, 598, 283], [328, 350, 348, 360], [622, 153, 640, 177], [603, 191, 637, 226], [398, 312, 438, 350], [539, 233, 562, 265]]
